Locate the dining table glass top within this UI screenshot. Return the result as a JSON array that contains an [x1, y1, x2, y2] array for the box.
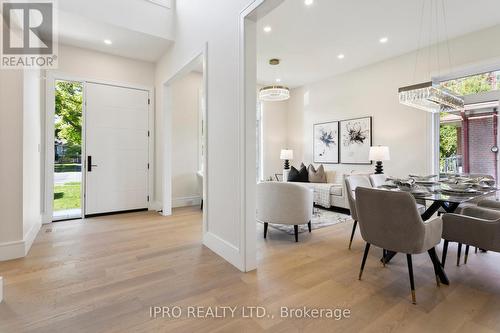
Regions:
[[378, 181, 498, 204]]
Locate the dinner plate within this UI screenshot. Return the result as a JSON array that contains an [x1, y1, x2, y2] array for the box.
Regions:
[[441, 188, 478, 195]]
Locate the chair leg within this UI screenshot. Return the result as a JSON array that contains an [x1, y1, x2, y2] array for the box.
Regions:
[[358, 243, 371, 280], [294, 225, 298, 242], [457, 243, 462, 267], [349, 220, 358, 250], [263, 222, 268, 239], [308, 221, 311, 233], [475, 247, 478, 254], [382, 249, 386, 267], [464, 245, 470, 265], [442, 240, 449, 268], [406, 254, 417, 305], [427, 247, 441, 287], [200, 199, 203, 210]]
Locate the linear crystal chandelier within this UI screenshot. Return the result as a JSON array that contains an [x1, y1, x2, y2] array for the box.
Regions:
[[399, 81, 464, 113], [398, 0, 464, 113]]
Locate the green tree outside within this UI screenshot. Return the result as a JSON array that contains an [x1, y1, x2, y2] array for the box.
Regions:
[[55, 81, 83, 160]]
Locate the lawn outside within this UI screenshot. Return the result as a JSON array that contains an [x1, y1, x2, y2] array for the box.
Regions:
[[54, 182, 81, 211]]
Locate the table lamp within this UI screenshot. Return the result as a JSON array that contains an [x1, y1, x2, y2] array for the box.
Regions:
[[369, 146, 390, 174], [280, 149, 293, 170]]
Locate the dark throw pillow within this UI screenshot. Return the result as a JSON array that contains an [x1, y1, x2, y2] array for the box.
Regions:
[[288, 164, 309, 182]]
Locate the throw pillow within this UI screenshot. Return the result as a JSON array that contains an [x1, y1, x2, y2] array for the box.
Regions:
[[288, 165, 309, 182], [308, 164, 327, 183]]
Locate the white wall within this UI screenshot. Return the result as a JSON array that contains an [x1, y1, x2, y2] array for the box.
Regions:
[[22, 70, 43, 245], [56, 44, 155, 87], [261, 100, 288, 180], [171, 72, 203, 207], [286, 25, 500, 178], [154, 0, 257, 271], [0, 70, 24, 246], [0, 69, 42, 260]]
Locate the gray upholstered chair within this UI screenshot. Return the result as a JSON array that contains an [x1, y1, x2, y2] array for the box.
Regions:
[[477, 199, 500, 210], [345, 175, 372, 249], [442, 206, 500, 267], [369, 174, 427, 215], [355, 187, 443, 304], [256, 182, 313, 242], [369, 174, 387, 188]]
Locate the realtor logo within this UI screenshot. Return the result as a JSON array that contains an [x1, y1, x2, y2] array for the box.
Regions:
[[1, 0, 58, 68]]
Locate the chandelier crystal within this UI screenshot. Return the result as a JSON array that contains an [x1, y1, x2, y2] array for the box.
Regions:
[[259, 85, 290, 102], [398, 82, 464, 113]]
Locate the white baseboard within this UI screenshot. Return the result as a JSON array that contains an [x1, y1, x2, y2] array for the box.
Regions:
[[172, 195, 201, 208], [0, 220, 41, 262], [203, 231, 244, 272]]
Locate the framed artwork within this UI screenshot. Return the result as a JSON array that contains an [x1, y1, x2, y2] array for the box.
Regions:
[[340, 116, 372, 164], [313, 121, 339, 164]]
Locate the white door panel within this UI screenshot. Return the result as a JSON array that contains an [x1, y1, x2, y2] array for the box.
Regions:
[[85, 83, 149, 215]]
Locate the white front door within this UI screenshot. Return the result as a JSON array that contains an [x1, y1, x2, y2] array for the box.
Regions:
[[85, 83, 150, 215]]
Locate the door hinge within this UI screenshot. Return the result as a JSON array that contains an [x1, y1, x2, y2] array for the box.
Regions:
[[148, 98, 150, 105], [147, 163, 150, 169], [147, 195, 150, 202], [147, 130, 150, 137]]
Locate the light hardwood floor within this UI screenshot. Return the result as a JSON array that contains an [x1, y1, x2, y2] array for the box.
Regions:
[[1, 207, 500, 332]]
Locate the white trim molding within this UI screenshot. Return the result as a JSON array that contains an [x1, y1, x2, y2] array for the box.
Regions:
[[172, 195, 201, 208], [0, 220, 41, 261], [0, 276, 3, 303]]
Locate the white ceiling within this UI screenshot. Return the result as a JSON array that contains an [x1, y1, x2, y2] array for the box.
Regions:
[[57, 10, 172, 62], [257, 0, 500, 88], [56, 0, 174, 62]]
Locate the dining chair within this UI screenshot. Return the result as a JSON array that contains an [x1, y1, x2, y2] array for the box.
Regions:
[[345, 175, 372, 249], [355, 187, 443, 304], [442, 206, 500, 267], [369, 174, 427, 215], [369, 174, 387, 188]]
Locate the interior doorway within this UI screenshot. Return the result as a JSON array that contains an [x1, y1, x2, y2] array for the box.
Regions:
[[161, 47, 208, 236]]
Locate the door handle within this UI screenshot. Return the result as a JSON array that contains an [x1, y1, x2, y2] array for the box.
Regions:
[[87, 156, 98, 172]]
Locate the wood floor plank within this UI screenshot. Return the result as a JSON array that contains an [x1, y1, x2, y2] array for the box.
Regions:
[[1, 206, 500, 332]]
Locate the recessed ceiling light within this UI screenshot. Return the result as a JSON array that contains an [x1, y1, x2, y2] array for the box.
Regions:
[[104, 39, 112, 45], [263, 26, 272, 33], [276, 78, 281, 83], [337, 54, 345, 59], [305, 0, 314, 6], [379, 37, 389, 44]]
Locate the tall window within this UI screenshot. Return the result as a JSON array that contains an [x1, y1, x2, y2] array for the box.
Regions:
[[438, 71, 500, 179]]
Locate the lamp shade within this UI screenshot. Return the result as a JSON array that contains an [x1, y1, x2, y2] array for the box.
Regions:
[[280, 149, 293, 160], [369, 146, 390, 161]]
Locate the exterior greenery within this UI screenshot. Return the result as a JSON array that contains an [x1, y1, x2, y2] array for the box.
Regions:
[[53, 182, 81, 211], [439, 70, 499, 172], [55, 81, 83, 163]]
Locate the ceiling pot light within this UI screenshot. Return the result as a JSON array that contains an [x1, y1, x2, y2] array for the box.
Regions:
[[260, 59, 290, 102], [379, 37, 388, 43], [304, 0, 314, 6], [104, 39, 112, 45], [337, 54, 345, 59], [263, 26, 272, 33]]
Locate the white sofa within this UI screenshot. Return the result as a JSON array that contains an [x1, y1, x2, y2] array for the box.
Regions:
[[284, 170, 349, 209]]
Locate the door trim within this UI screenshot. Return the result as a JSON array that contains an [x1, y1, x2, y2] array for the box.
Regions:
[[43, 71, 155, 224]]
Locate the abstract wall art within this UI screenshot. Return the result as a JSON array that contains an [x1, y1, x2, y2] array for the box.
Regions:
[[340, 116, 372, 164], [313, 121, 339, 164]]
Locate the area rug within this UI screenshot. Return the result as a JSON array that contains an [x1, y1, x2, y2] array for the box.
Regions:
[[258, 208, 351, 235]]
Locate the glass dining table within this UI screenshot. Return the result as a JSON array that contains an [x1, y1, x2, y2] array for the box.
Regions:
[[379, 183, 498, 285]]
